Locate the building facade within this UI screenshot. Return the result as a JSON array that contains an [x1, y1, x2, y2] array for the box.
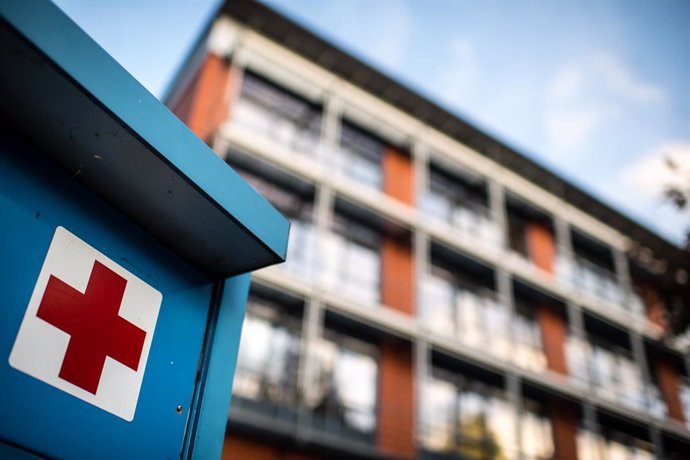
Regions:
[[166, 1, 690, 459]]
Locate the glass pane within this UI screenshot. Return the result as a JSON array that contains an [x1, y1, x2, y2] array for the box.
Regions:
[[457, 290, 484, 347], [337, 122, 383, 188], [334, 348, 377, 433], [422, 379, 456, 451], [312, 333, 378, 440], [233, 303, 300, 408], [419, 274, 455, 337], [487, 396, 517, 457], [235, 72, 321, 155]]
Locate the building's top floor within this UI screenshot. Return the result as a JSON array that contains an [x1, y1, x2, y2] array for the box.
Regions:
[[166, 0, 686, 297]]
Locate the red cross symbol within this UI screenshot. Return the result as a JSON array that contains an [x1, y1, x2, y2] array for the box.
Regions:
[[36, 261, 146, 394]]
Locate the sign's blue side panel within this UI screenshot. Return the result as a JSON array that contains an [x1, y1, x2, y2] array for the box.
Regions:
[[186, 274, 251, 460], [0, 129, 210, 459]]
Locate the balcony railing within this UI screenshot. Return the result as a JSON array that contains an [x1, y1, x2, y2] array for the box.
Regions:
[[556, 253, 635, 313], [420, 192, 503, 250], [232, 98, 321, 157], [419, 278, 517, 362]]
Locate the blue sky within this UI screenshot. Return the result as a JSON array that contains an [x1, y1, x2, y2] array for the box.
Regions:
[[53, 0, 690, 245]]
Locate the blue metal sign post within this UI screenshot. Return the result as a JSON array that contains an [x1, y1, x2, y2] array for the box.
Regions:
[[0, 2, 289, 459]]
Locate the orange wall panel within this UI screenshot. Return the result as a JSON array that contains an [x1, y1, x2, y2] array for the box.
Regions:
[[525, 222, 555, 274], [173, 53, 233, 144], [223, 435, 276, 460], [378, 340, 415, 459], [536, 306, 569, 376], [382, 146, 415, 206], [641, 284, 667, 333], [548, 400, 579, 460], [381, 235, 415, 316], [657, 358, 686, 423], [222, 435, 325, 460]]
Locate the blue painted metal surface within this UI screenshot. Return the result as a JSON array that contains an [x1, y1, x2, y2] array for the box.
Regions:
[[0, 1, 289, 458], [182, 275, 251, 460], [0, 130, 211, 459]]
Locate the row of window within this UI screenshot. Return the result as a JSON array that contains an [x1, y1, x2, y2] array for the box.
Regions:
[[422, 373, 552, 460], [229, 154, 688, 423], [231, 290, 690, 458], [230, 70, 652, 318]]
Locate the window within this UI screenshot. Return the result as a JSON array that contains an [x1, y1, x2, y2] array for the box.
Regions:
[[595, 428, 655, 460], [520, 399, 554, 460], [565, 334, 590, 387], [569, 231, 625, 308], [419, 264, 509, 359], [333, 121, 384, 189], [421, 373, 517, 460], [234, 71, 322, 155], [646, 379, 667, 419], [577, 428, 603, 460], [309, 330, 378, 443], [571, 256, 624, 307], [319, 212, 381, 305], [421, 166, 501, 247], [513, 304, 546, 373], [236, 167, 317, 280], [588, 341, 644, 411], [233, 293, 301, 415], [577, 427, 655, 460]]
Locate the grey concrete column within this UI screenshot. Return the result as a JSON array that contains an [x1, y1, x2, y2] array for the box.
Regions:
[[414, 338, 430, 447], [412, 142, 429, 206], [649, 425, 665, 460], [629, 331, 654, 419], [488, 179, 508, 249], [613, 248, 637, 317], [318, 93, 342, 165]]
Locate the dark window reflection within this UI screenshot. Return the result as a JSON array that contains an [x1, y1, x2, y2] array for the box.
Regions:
[[421, 166, 501, 247], [576, 426, 655, 460], [520, 398, 554, 460], [334, 121, 384, 189], [233, 293, 301, 418], [320, 212, 381, 305], [234, 71, 322, 155], [422, 371, 517, 460], [308, 329, 379, 443]]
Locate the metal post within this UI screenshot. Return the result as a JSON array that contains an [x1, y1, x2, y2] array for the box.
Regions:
[[566, 302, 591, 390], [629, 332, 654, 422], [507, 373, 523, 460], [296, 298, 325, 442]]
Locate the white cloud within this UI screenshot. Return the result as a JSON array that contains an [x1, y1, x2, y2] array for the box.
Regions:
[[435, 36, 478, 105], [593, 54, 666, 105], [621, 141, 690, 198], [614, 141, 690, 243], [545, 54, 666, 155]]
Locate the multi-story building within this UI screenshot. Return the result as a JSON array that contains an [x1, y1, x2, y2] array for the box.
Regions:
[[165, 1, 690, 458]]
